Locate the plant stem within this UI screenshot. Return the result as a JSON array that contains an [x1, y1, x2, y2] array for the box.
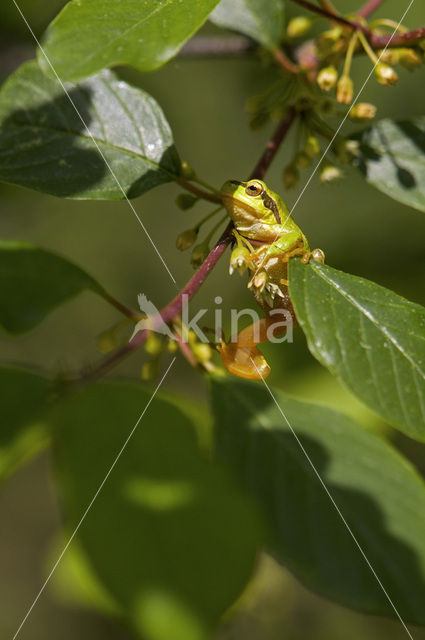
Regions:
[[101, 291, 141, 320], [250, 108, 297, 180], [178, 178, 222, 203], [271, 48, 299, 74], [195, 205, 223, 232], [342, 31, 360, 77], [318, 0, 337, 15], [73, 111, 298, 384], [370, 26, 425, 48], [358, 30, 379, 64], [357, 0, 386, 19], [369, 18, 408, 33], [290, 0, 365, 32]]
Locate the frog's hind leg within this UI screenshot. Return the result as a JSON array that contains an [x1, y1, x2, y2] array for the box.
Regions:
[[218, 315, 272, 379], [218, 309, 290, 380]]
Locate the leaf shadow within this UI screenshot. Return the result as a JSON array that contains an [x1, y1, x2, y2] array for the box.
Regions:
[[0, 87, 108, 197], [356, 127, 416, 190], [396, 121, 425, 155], [216, 390, 425, 625]]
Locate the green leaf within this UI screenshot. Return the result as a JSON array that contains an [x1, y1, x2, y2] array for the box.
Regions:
[[39, 0, 221, 82], [53, 382, 260, 640], [210, 0, 285, 48], [352, 117, 425, 213], [289, 259, 425, 441], [0, 240, 106, 333], [210, 377, 425, 624], [0, 366, 51, 481], [0, 61, 181, 199]]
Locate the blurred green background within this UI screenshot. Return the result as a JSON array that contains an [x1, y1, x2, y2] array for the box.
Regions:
[[1, 0, 425, 638]]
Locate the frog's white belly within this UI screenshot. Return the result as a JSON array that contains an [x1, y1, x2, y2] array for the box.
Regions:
[[222, 196, 280, 242]]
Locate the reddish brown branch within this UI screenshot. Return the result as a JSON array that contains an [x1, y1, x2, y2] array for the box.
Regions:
[[290, 0, 366, 32], [370, 26, 425, 48], [357, 0, 386, 19], [250, 109, 297, 180], [272, 48, 299, 74], [318, 0, 338, 14], [177, 179, 221, 203], [101, 291, 140, 320]]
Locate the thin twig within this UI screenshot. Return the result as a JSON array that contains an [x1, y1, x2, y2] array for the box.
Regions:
[[178, 178, 222, 203], [318, 0, 338, 15], [290, 0, 368, 33], [101, 291, 140, 320], [250, 109, 297, 180], [172, 329, 198, 366], [272, 48, 299, 74], [370, 25, 425, 47], [357, 0, 386, 19]]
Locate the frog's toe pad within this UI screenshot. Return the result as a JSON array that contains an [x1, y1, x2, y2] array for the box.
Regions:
[[311, 248, 325, 263]]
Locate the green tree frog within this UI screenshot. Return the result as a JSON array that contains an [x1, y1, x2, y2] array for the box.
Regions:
[[218, 178, 324, 380]]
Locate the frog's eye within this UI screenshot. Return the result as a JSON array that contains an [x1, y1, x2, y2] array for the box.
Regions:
[[245, 181, 263, 197]]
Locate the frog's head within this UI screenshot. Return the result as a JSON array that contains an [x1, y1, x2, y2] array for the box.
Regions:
[[220, 179, 286, 227]]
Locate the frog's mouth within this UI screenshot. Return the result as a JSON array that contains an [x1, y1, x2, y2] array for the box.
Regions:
[[221, 192, 261, 221]]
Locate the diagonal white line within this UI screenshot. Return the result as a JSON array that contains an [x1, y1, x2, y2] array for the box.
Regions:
[[289, 0, 415, 216], [11, 357, 176, 640], [10, 0, 177, 286], [251, 358, 414, 640]]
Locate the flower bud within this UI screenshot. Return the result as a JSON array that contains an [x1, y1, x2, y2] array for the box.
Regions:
[[180, 161, 195, 179], [229, 246, 250, 275], [144, 332, 163, 356], [345, 139, 361, 158], [304, 136, 321, 158], [374, 63, 398, 86], [336, 76, 353, 104], [294, 151, 312, 169], [349, 102, 377, 122], [320, 27, 343, 45], [141, 360, 159, 381], [97, 329, 118, 354], [176, 228, 197, 251], [287, 16, 312, 39], [176, 193, 198, 210], [320, 164, 343, 184], [399, 48, 421, 71], [192, 342, 213, 364], [167, 338, 178, 353], [317, 65, 338, 91], [283, 164, 300, 189], [249, 271, 268, 294], [317, 28, 344, 56], [377, 49, 399, 66], [191, 242, 209, 268]]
